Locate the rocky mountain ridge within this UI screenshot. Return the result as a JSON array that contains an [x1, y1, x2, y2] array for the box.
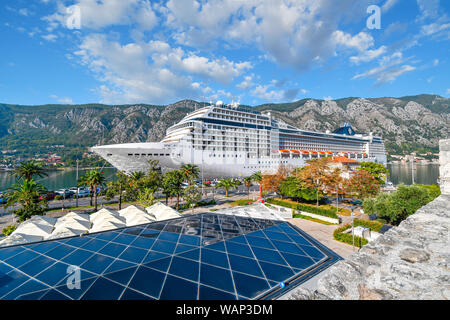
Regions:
[[0, 95, 448, 157]]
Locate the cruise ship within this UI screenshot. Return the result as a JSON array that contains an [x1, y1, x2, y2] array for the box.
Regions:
[[91, 101, 386, 177]]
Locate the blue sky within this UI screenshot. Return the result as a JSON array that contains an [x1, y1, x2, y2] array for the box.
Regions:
[[0, 0, 449, 106]]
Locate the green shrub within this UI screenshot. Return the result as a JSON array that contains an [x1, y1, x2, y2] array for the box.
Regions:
[[266, 198, 339, 219], [230, 199, 255, 206], [293, 213, 336, 225], [333, 225, 368, 248], [353, 218, 384, 232], [296, 203, 339, 219], [55, 195, 63, 200], [2, 225, 16, 236]]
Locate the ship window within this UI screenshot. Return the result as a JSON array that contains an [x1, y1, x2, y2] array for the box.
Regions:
[[107, 154, 112, 156], [128, 154, 133, 156]]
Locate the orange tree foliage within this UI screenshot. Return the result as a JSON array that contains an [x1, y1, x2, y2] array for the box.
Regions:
[[344, 169, 380, 199], [295, 158, 331, 191], [261, 165, 291, 193]]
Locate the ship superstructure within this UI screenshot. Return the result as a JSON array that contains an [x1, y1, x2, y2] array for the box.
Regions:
[[91, 102, 387, 177]]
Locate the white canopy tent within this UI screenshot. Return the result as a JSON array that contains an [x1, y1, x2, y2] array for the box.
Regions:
[[145, 202, 181, 221], [46, 226, 86, 240], [90, 208, 121, 225], [12, 222, 54, 238], [59, 212, 90, 222], [0, 233, 44, 247], [54, 218, 90, 232], [119, 205, 156, 226], [90, 220, 126, 233]]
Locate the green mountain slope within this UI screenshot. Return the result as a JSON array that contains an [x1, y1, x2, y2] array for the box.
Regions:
[[0, 95, 448, 161]]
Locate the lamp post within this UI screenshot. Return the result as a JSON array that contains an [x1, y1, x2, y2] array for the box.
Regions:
[[350, 205, 356, 251], [75, 159, 79, 208]]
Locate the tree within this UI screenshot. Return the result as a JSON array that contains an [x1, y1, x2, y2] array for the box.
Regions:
[[104, 171, 129, 210], [11, 161, 48, 181], [183, 185, 202, 214], [345, 169, 380, 199], [162, 170, 184, 209], [137, 188, 157, 208], [243, 176, 253, 197], [362, 185, 433, 225], [180, 164, 200, 186], [296, 158, 331, 206], [4, 179, 48, 222], [358, 162, 389, 184], [326, 168, 344, 211], [261, 165, 290, 195], [279, 175, 318, 202], [216, 178, 238, 197], [251, 171, 263, 198], [78, 170, 106, 211]]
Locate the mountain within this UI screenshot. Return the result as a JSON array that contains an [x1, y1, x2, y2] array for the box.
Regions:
[[0, 95, 448, 160]]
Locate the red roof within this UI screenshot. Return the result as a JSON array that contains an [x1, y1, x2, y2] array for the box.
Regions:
[[331, 156, 360, 163]]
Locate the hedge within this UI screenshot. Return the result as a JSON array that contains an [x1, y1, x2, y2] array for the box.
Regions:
[[266, 198, 339, 219], [333, 225, 368, 248], [178, 199, 216, 210], [353, 219, 384, 232]]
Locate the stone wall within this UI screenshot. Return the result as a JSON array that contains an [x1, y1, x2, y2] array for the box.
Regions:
[[281, 139, 450, 300]]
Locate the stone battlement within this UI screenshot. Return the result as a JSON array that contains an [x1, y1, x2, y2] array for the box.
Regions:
[[281, 139, 450, 300]]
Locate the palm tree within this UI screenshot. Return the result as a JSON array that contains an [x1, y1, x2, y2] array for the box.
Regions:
[[216, 178, 238, 197], [180, 164, 200, 186], [162, 170, 184, 209], [251, 171, 262, 198], [243, 176, 253, 197], [5, 179, 48, 222], [104, 171, 129, 210], [78, 170, 106, 211], [130, 171, 145, 182], [11, 161, 48, 181]]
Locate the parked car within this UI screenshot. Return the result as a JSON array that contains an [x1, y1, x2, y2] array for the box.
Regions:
[[40, 191, 57, 201], [55, 189, 74, 198], [77, 188, 91, 197], [350, 199, 363, 205]]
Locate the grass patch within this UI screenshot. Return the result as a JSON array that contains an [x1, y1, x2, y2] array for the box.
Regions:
[[333, 224, 368, 248], [353, 218, 384, 232], [293, 214, 336, 225], [266, 198, 339, 219], [229, 199, 255, 207]]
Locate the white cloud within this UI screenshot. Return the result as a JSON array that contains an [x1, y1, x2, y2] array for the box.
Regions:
[[433, 59, 439, 66], [50, 95, 74, 104], [73, 34, 250, 104], [333, 31, 374, 52], [251, 85, 284, 102], [18, 8, 31, 16], [350, 46, 387, 64], [382, 0, 399, 12], [446, 89, 450, 95], [42, 34, 58, 42], [416, 0, 440, 20], [352, 52, 416, 84], [236, 76, 254, 90], [43, 0, 158, 31], [162, 0, 377, 70]]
